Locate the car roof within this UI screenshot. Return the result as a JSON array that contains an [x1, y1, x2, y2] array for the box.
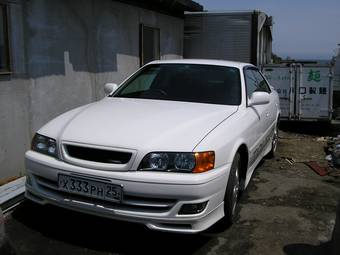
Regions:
[[147, 59, 253, 69]]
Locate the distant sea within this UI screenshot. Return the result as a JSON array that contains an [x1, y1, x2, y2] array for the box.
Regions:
[[296, 59, 331, 65]]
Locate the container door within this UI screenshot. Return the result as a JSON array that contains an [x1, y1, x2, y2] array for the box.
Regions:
[[295, 64, 303, 120], [263, 66, 295, 119], [298, 66, 332, 120]]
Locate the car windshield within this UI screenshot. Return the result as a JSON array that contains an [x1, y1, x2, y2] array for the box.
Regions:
[[113, 64, 241, 105]]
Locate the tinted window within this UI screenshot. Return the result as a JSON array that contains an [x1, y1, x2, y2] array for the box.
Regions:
[[252, 70, 271, 93], [245, 69, 271, 98], [114, 64, 241, 105], [245, 69, 258, 97]]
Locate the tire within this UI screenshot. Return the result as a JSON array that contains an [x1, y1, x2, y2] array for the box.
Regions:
[[267, 121, 279, 159], [223, 152, 241, 226]]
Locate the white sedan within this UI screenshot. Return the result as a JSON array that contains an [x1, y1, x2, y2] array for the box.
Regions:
[[25, 59, 280, 233]]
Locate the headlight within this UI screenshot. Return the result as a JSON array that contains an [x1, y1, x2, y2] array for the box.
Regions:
[[31, 133, 58, 158], [139, 151, 214, 173], [148, 153, 169, 170]]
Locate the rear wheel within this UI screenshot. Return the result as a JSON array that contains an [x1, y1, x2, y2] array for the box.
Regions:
[[223, 152, 241, 225]]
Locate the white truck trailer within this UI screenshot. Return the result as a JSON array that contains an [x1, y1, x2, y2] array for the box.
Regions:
[[184, 10, 273, 66], [262, 63, 333, 121]]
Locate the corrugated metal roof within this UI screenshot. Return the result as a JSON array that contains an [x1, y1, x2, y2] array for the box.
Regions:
[[115, 0, 203, 17]]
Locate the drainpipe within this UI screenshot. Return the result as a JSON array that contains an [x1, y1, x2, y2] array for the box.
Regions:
[[251, 11, 259, 66]]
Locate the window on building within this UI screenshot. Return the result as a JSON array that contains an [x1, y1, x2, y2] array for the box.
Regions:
[[140, 24, 160, 66], [0, 4, 10, 73]]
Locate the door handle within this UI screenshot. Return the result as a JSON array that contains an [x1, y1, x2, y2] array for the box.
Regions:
[[266, 112, 270, 117]]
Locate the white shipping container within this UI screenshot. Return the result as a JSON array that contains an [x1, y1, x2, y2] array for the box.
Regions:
[[262, 64, 333, 121], [184, 11, 273, 66]]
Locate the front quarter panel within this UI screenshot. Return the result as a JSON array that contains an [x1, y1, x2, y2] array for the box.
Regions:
[[193, 110, 252, 168]]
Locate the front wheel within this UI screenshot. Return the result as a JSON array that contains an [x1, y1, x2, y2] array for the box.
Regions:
[[223, 152, 241, 225]]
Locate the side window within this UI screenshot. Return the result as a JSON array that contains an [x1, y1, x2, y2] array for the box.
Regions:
[[252, 70, 271, 93], [0, 4, 10, 73], [244, 69, 258, 98], [140, 24, 160, 67]]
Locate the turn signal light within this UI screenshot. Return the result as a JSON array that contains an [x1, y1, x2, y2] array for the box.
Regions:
[[193, 151, 215, 173]]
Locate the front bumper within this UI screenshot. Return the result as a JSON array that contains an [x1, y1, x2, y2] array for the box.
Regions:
[[25, 151, 231, 233]]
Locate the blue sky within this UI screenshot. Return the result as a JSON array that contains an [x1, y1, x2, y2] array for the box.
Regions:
[[195, 0, 340, 60]]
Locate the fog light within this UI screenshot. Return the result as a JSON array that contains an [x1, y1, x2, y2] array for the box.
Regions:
[[178, 201, 208, 215]]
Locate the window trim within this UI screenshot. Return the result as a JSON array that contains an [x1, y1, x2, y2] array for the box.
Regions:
[[0, 3, 11, 74], [139, 23, 160, 67]]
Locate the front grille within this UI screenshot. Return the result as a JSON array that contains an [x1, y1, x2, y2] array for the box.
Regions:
[[65, 145, 132, 164], [34, 175, 177, 213]]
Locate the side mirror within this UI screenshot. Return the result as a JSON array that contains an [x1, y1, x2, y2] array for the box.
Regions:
[[104, 83, 118, 95], [248, 91, 270, 106]]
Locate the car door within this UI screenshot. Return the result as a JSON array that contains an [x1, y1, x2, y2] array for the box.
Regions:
[[244, 67, 272, 166], [252, 69, 277, 130]]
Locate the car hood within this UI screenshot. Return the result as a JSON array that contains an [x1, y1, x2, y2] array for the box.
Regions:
[[49, 98, 238, 152]]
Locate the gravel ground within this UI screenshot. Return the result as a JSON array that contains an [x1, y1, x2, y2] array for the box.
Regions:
[[1, 124, 340, 255]]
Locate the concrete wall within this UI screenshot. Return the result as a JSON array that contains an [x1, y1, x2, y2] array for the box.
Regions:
[[0, 0, 184, 180]]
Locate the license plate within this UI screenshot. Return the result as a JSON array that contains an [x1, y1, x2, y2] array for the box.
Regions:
[[58, 174, 122, 203]]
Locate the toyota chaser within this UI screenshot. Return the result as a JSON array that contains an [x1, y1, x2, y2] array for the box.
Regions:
[[25, 59, 280, 233]]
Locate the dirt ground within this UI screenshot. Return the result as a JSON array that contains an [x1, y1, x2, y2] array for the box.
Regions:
[[1, 122, 340, 255]]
